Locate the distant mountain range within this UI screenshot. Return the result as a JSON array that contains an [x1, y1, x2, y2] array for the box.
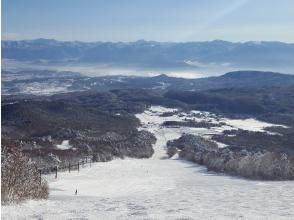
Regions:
[[2, 39, 294, 72]]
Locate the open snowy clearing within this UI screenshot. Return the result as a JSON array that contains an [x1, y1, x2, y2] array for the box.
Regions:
[[2, 106, 294, 220], [56, 140, 73, 150]]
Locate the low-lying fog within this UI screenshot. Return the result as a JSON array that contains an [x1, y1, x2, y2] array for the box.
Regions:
[[3, 59, 294, 79]]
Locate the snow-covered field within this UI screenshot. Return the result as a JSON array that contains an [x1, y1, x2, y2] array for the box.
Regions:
[[56, 140, 73, 150], [2, 106, 294, 220], [15, 82, 72, 95]]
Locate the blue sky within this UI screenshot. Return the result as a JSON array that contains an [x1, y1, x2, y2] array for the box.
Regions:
[[2, 0, 294, 42]]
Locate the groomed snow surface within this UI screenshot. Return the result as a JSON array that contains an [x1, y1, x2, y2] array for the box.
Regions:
[[2, 106, 294, 219]]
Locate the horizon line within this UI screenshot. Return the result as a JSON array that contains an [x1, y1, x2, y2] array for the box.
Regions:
[[2, 38, 294, 44]]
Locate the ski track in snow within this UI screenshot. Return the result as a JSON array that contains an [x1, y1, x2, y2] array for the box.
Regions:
[[2, 106, 294, 220]]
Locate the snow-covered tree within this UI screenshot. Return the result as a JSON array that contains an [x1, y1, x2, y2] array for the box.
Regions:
[[1, 140, 49, 204]]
